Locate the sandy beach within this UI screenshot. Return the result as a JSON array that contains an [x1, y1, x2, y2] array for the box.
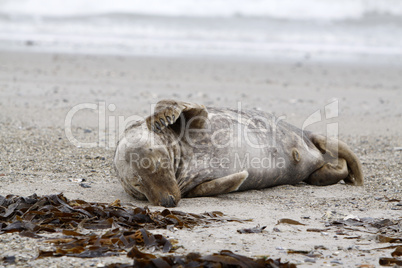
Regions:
[[0, 49, 401, 267]]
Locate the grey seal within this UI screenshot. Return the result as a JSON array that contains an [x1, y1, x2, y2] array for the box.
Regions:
[[114, 99, 363, 207]]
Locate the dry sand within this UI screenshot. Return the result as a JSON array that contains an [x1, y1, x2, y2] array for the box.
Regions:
[[0, 49, 401, 267]]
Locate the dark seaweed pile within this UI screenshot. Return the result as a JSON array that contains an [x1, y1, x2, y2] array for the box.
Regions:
[[0, 193, 296, 267], [326, 216, 402, 266], [109, 249, 297, 268]]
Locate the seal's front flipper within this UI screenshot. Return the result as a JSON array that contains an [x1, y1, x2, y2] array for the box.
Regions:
[[146, 99, 208, 132], [186, 171, 249, 197]]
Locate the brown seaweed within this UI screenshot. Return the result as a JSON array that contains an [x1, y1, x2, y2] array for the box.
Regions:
[[391, 246, 402, 257], [0, 193, 250, 260], [378, 245, 402, 266], [277, 218, 305, 226], [376, 235, 402, 243], [379, 257, 402, 266], [108, 248, 297, 268], [327, 217, 401, 237], [306, 228, 330, 232]]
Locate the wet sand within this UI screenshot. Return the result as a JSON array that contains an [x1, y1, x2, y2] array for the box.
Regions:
[[0, 49, 401, 267]]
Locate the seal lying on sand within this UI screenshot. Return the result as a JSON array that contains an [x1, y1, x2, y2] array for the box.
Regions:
[[114, 99, 363, 207]]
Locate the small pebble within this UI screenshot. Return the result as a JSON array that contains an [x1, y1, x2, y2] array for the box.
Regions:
[[2, 256, 16, 264], [304, 258, 316, 263], [80, 183, 91, 188]]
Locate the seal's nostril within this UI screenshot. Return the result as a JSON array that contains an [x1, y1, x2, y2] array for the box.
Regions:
[[161, 195, 177, 207]]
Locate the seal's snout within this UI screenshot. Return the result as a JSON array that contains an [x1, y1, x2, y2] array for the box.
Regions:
[[160, 195, 178, 207]]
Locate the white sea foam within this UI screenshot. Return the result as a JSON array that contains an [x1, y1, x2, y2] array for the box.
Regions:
[[1, 0, 402, 20], [0, 0, 401, 57]]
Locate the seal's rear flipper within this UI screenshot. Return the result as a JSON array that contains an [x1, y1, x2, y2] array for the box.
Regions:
[[186, 171, 249, 198], [307, 134, 364, 186], [146, 99, 208, 132], [304, 158, 348, 186]]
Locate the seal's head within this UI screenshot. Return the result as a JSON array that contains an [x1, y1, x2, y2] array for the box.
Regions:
[[132, 144, 181, 207], [115, 123, 181, 207]]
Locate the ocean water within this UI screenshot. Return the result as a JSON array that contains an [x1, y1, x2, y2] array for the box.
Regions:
[[0, 0, 401, 56]]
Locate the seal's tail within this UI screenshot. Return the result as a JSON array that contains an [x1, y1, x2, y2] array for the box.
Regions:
[[310, 134, 364, 186]]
